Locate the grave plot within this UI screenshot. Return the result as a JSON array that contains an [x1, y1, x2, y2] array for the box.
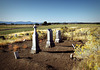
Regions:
[[0, 39, 81, 70], [0, 25, 99, 70], [0, 25, 81, 70]]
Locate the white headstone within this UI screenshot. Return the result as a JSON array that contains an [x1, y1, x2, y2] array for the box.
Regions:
[[70, 53, 73, 59], [46, 29, 54, 48], [23, 39, 26, 41], [31, 25, 40, 54], [55, 30, 61, 43], [72, 44, 75, 49], [15, 34, 17, 37], [14, 51, 19, 59]]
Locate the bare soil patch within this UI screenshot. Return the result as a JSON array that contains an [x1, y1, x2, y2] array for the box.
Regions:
[[0, 40, 81, 70]]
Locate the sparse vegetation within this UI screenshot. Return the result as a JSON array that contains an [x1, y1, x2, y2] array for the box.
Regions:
[[73, 29, 100, 70], [0, 24, 100, 70]]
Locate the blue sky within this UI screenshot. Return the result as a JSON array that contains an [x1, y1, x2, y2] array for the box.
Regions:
[[0, 0, 100, 22]]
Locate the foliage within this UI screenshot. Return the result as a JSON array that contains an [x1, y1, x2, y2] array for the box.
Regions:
[[60, 25, 100, 70], [73, 27, 100, 70], [37, 30, 47, 40], [35, 23, 39, 25], [42, 21, 48, 25], [0, 24, 99, 35]]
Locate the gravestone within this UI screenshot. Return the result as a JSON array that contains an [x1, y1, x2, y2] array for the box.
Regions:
[[55, 30, 61, 43], [46, 29, 54, 48], [70, 53, 73, 59], [23, 39, 26, 41], [14, 34, 17, 37], [72, 44, 75, 49], [14, 51, 19, 59], [31, 25, 40, 54]]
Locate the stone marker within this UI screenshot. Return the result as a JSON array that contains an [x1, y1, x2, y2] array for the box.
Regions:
[[23, 39, 26, 41], [31, 25, 40, 54], [46, 29, 54, 48], [14, 51, 19, 59], [14, 34, 17, 37], [72, 44, 75, 49], [55, 30, 61, 43], [70, 53, 73, 59]]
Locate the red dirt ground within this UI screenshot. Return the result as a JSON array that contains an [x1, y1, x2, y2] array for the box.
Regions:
[[0, 40, 82, 70]]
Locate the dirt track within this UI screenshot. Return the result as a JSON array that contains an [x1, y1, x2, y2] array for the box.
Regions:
[[0, 40, 81, 70]]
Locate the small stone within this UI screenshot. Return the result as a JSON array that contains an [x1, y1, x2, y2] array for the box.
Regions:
[[23, 39, 26, 41], [70, 53, 73, 59], [14, 51, 19, 59], [72, 44, 75, 49], [14, 34, 17, 37], [73, 57, 76, 61]]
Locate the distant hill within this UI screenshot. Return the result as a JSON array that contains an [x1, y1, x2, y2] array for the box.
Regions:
[[0, 21, 100, 25], [0, 21, 41, 24]]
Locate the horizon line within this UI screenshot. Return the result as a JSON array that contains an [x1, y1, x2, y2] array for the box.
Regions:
[[0, 21, 100, 23]]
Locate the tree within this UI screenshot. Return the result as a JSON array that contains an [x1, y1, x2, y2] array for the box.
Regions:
[[48, 23, 51, 25], [11, 23, 14, 25], [0, 23, 7, 25], [35, 23, 39, 25], [42, 21, 48, 25]]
